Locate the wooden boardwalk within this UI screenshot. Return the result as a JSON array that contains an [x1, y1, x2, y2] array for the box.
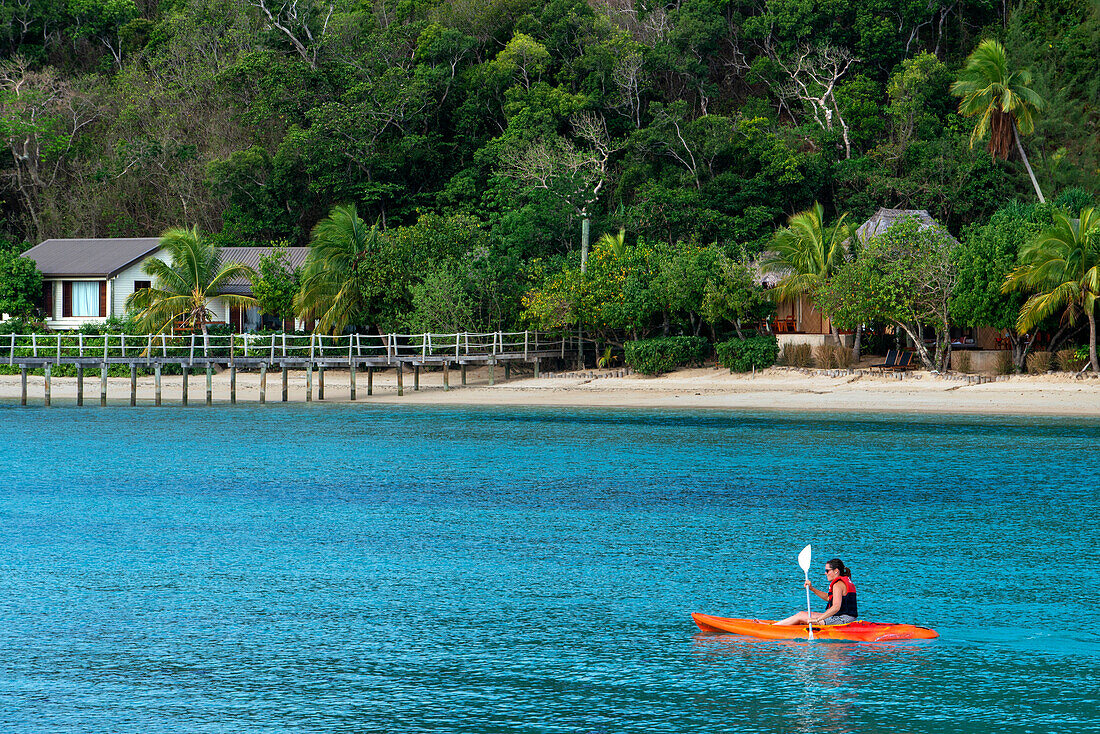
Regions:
[[5, 331, 575, 406]]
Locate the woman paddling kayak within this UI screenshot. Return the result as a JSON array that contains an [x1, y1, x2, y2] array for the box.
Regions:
[[773, 558, 858, 626]]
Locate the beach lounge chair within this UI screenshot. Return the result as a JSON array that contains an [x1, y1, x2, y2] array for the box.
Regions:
[[869, 350, 899, 372], [886, 352, 916, 371]]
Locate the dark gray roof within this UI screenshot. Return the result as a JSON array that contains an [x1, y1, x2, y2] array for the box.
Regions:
[[217, 247, 310, 295], [856, 208, 957, 243], [23, 238, 162, 278]]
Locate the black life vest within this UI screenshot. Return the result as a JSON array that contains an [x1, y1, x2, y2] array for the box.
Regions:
[[827, 576, 858, 618]]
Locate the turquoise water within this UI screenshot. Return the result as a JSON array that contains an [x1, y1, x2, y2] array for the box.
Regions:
[[0, 404, 1097, 733]]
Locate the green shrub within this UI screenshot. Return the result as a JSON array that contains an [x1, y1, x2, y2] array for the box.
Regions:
[[1026, 351, 1052, 374], [779, 342, 813, 367], [716, 335, 779, 372], [624, 336, 709, 375]]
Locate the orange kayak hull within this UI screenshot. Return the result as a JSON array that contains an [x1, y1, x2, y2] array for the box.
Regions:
[[692, 613, 939, 642]]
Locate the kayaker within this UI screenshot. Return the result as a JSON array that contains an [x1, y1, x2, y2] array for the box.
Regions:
[[773, 558, 858, 626]]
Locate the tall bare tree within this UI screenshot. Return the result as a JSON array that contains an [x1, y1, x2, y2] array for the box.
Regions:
[[771, 45, 857, 159], [0, 57, 98, 240], [499, 112, 621, 271], [249, 0, 335, 69]]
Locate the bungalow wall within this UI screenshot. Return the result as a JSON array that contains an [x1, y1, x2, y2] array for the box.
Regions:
[[111, 256, 166, 317], [42, 278, 109, 330], [773, 294, 832, 335]]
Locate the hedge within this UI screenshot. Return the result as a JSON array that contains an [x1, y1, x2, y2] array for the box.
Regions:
[[715, 335, 779, 372], [623, 336, 709, 375]]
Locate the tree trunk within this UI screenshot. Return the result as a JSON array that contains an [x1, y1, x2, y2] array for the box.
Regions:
[[1010, 331, 1036, 371], [1013, 120, 1046, 204], [580, 217, 591, 272], [201, 323, 210, 356], [1089, 308, 1098, 373], [895, 321, 936, 370], [1046, 322, 1078, 354], [850, 324, 862, 366]]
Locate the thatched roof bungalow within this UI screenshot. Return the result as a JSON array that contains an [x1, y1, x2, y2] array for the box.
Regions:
[[760, 208, 956, 346]]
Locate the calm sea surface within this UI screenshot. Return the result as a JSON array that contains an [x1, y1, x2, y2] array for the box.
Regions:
[[0, 403, 1097, 733]]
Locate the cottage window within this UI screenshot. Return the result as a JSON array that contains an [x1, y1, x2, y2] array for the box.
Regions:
[[71, 281, 100, 317]]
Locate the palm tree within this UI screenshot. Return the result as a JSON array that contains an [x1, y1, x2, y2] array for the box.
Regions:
[[951, 39, 1046, 203], [762, 202, 859, 359], [126, 227, 257, 351], [1003, 208, 1100, 372], [294, 204, 382, 334]]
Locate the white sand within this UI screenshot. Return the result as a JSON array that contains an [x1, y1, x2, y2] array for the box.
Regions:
[[5, 364, 1100, 416]]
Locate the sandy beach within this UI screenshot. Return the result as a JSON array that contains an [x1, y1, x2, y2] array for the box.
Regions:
[[5, 364, 1100, 416]]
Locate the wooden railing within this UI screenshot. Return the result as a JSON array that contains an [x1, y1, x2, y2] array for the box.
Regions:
[[4, 331, 573, 366]]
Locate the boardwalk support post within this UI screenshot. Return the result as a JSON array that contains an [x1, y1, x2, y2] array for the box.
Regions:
[[205, 364, 212, 405], [397, 363, 404, 397], [230, 364, 237, 404], [282, 364, 289, 402], [20, 366, 27, 406], [350, 363, 356, 401], [130, 364, 137, 406], [443, 362, 449, 391], [489, 359, 495, 386], [504, 362, 511, 381], [182, 366, 189, 406], [259, 363, 267, 404], [414, 365, 420, 391], [318, 365, 324, 400], [367, 366, 373, 396], [44, 363, 51, 406], [461, 364, 467, 386], [306, 362, 313, 402], [100, 364, 108, 406], [77, 364, 84, 406], [154, 364, 162, 406]]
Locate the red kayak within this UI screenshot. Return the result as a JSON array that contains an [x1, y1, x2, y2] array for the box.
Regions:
[[692, 613, 938, 642]]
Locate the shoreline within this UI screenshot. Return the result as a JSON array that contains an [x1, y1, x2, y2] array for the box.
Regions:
[[4, 365, 1100, 417]]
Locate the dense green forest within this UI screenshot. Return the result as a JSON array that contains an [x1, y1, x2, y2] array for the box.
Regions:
[[1, 0, 1098, 338]]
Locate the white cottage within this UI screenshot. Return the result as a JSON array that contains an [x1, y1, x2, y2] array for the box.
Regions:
[[21, 238, 309, 331]]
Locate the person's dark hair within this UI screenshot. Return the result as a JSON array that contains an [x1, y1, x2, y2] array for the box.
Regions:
[[826, 558, 851, 577]]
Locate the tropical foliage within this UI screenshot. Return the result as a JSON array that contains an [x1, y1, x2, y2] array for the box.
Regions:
[[294, 205, 382, 335], [1002, 208, 1100, 372], [251, 244, 299, 326], [125, 227, 257, 347], [715, 335, 780, 372], [623, 336, 709, 376], [0, 245, 42, 319], [950, 39, 1047, 201], [1, 0, 1098, 374], [761, 203, 853, 306], [816, 217, 957, 371]]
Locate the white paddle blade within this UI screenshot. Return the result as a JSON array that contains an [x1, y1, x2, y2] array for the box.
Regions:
[[798, 544, 812, 573]]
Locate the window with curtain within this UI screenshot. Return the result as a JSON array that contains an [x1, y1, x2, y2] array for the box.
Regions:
[[71, 281, 100, 317]]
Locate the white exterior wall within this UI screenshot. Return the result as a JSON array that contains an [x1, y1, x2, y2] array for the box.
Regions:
[[38, 248, 253, 331], [777, 333, 855, 349], [43, 277, 107, 330], [207, 297, 230, 324], [111, 253, 167, 317]]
